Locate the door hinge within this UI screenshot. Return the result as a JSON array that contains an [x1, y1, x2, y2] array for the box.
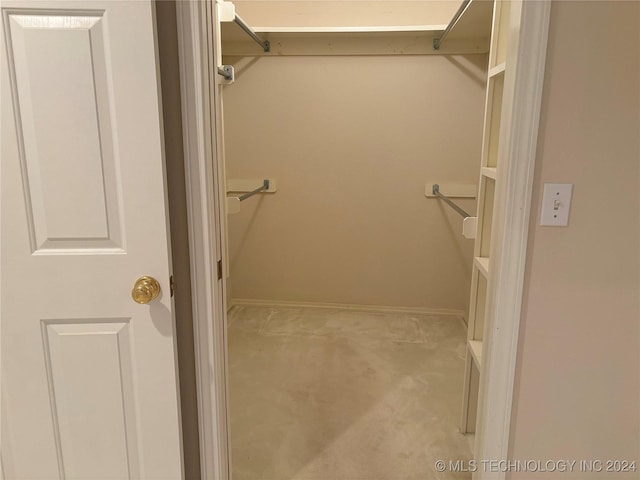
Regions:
[[217, 260, 223, 280], [170, 275, 175, 297]]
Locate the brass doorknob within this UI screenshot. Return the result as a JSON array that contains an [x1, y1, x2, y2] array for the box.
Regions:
[[131, 276, 161, 304]]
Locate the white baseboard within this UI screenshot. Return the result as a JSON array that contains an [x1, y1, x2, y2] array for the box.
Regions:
[[229, 298, 466, 322]]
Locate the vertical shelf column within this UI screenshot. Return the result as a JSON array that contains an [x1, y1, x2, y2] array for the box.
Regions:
[[460, 0, 513, 441]]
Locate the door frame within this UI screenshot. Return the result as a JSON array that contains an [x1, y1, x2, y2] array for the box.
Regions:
[[175, 1, 552, 479], [175, 1, 230, 479]]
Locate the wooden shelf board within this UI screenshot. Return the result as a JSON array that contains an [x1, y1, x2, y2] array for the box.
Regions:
[[481, 167, 497, 179], [221, 22, 446, 42], [488, 62, 506, 78], [220, 1, 493, 56], [468, 340, 483, 368], [475, 256, 490, 277], [253, 25, 447, 34]]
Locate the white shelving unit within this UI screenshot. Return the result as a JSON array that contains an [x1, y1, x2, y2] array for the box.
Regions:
[[474, 256, 490, 278], [460, 0, 520, 446]]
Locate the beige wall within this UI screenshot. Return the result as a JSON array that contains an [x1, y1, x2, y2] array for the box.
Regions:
[[509, 1, 640, 475], [223, 53, 487, 310]]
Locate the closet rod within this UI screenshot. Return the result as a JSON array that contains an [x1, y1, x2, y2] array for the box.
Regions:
[[432, 0, 471, 50], [432, 184, 471, 218], [234, 14, 270, 52], [238, 180, 270, 201]]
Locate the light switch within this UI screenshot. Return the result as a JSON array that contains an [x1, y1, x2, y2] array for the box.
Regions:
[[540, 183, 573, 226]]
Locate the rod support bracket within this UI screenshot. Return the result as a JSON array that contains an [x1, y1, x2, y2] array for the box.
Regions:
[[217, 65, 235, 83]]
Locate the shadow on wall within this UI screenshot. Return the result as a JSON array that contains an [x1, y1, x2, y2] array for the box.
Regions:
[[229, 196, 266, 271], [444, 55, 488, 87]]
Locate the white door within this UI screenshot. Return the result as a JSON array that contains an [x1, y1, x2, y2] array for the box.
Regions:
[[1, 1, 183, 478]]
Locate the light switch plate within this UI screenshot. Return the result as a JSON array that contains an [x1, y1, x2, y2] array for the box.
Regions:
[[540, 183, 573, 226]]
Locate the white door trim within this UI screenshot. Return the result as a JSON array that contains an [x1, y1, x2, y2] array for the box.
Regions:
[[175, 1, 551, 478], [474, 2, 551, 477], [175, 1, 230, 479]]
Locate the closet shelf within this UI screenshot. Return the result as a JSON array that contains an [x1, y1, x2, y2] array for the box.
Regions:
[[468, 340, 483, 368], [221, 27, 490, 56], [488, 62, 506, 78], [481, 167, 497, 179], [474, 256, 490, 278], [221, 22, 447, 42], [251, 25, 447, 34], [220, 0, 493, 57]]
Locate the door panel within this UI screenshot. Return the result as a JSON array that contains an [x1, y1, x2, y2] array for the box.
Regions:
[[6, 12, 123, 252], [1, 1, 183, 478], [43, 319, 138, 478]]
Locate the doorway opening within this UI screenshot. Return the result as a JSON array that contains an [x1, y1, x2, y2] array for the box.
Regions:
[[173, 1, 552, 478], [218, 2, 491, 478]]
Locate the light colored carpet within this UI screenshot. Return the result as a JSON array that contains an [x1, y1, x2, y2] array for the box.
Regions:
[[228, 305, 472, 480]]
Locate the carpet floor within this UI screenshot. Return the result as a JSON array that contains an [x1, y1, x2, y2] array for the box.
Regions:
[[228, 304, 473, 480]]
